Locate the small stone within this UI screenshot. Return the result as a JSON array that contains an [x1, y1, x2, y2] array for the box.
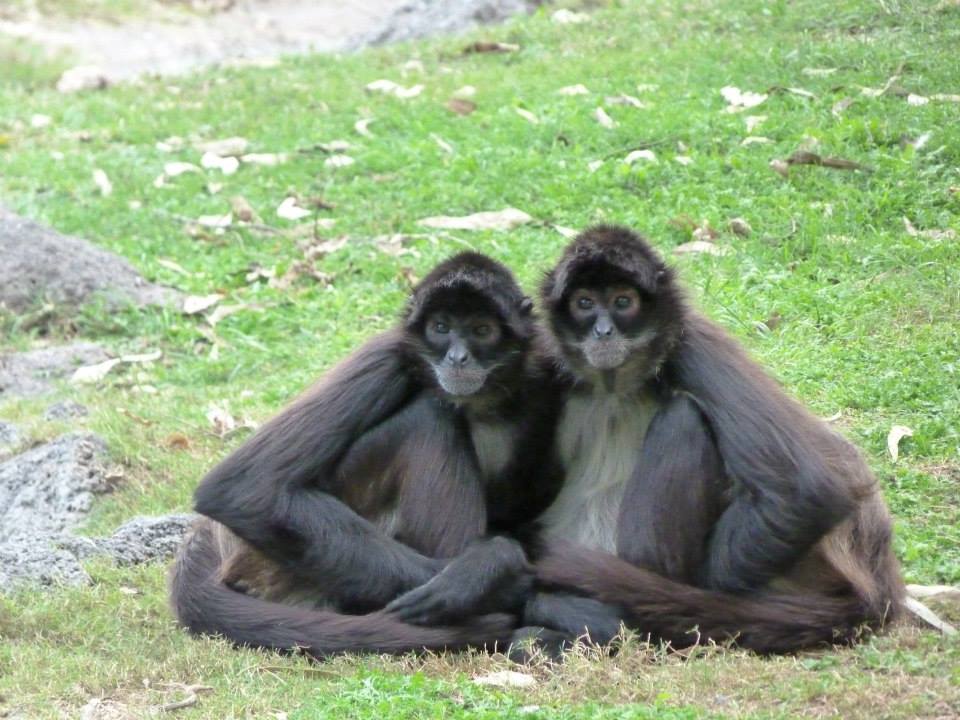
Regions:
[[44, 400, 90, 421]]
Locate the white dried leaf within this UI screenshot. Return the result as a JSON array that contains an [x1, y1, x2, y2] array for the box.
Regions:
[[887, 425, 913, 462], [157, 258, 190, 275], [324, 155, 355, 168], [453, 85, 477, 99], [674, 241, 728, 256], [56, 65, 108, 93], [156, 136, 185, 152], [860, 74, 900, 98], [153, 174, 167, 188], [931, 93, 960, 102], [195, 137, 248, 157], [321, 140, 351, 153], [802, 67, 837, 77], [197, 212, 232, 228], [473, 671, 537, 688], [769, 159, 790, 178], [201, 152, 240, 175], [119, 350, 162, 364], [721, 86, 767, 112], [277, 197, 311, 221], [674, 155, 693, 166], [785, 87, 816, 99], [552, 9, 590, 24], [164, 162, 200, 177], [241, 153, 287, 166], [624, 149, 657, 164], [741, 136, 772, 146], [553, 225, 579, 239], [70, 358, 121, 384], [207, 403, 237, 437], [366, 79, 400, 93], [606, 94, 646, 108], [417, 208, 533, 231], [430, 133, 454, 154], [93, 169, 112, 196], [903, 217, 958, 240], [403, 59, 425, 74], [558, 84, 590, 96], [30, 114, 52, 128], [207, 304, 249, 326], [593, 107, 617, 129], [182, 294, 224, 315], [515, 108, 539, 124], [373, 234, 415, 257], [636, 83, 659, 93], [394, 84, 424, 99], [305, 236, 349, 258], [904, 597, 957, 635], [907, 94, 930, 106], [745, 114, 767, 132], [354, 118, 375, 137], [587, 159, 604, 173]]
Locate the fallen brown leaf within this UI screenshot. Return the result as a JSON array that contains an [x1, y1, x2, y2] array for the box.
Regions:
[[780, 150, 869, 172], [230, 196, 261, 224], [462, 40, 519, 54], [446, 98, 477, 116], [729, 217, 753, 237]]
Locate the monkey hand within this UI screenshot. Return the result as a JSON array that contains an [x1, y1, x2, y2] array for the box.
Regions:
[[385, 536, 532, 626]]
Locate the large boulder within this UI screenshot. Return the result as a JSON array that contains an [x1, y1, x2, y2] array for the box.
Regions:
[[0, 211, 179, 314], [0, 342, 109, 400]]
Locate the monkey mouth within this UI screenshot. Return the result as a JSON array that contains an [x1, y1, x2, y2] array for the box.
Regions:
[[582, 341, 629, 370], [434, 366, 489, 397]]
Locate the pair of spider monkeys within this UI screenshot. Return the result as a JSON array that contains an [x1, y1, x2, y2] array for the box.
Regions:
[[171, 225, 905, 658]]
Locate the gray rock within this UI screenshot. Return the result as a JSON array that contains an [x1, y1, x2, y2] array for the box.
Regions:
[[357, 0, 540, 47], [62, 514, 195, 566], [0, 421, 19, 448], [0, 433, 109, 543], [0, 212, 179, 315], [0, 342, 109, 399], [44, 400, 90, 421], [0, 537, 91, 588]]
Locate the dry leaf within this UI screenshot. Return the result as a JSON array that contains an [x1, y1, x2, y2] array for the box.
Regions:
[[558, 84, 590, 96], [904, 596, 957, 635], [30, 114, 52, 128], [196, 212, 232, 228], [860, 74, 900, 98], [417, 208, 533, 231], [903, 217, 957, 240], [324, 155, 355, 168], [165, 433, 191, 450], [93, 169, 112, 196], [156, 136, 185, 152], [831, 98, 854, 117], [802, 67, 837, 77], [453, 85, 477, 99], [207, 304, 250, 326], [552, 9, 590, 24], [56, 65, 108, 93], [319, 140, 351, 153], [887, 425, 913, 461], [606, 94, 646, 108], [304, 236, 349, 259], [195, 137, 249, 157], [769, 86, 816, 99], [769, 158, 790, 178], [183, 294, 224, 315], [593, 107, 617, 129], [120, 350, 162, 364], [745, 115, 767, 132], [636, 83, 659, 93], [354, 118, 375, 137], [587, 159, 604, 173], [241, 153, 287, 166], [373, 234, 416, 257], [201, 152, 240, 174], [277, 197, 312, 221], [463, 41, 519, 53], [71, 358, 122, 384], [741, 136, 772, 146], [473, 671, 537, 688], [729, 218, 752, 237], [553, 225, 579, 239], [446, 98, 477, 115], [785, 150, 868, 171], [431, 133, 454, 154], [674, 241, 728, 256], [515, 108, 539, 124], [230, 196, 261, 224], [164, 161, 201, 177], [721, 86, 767, 112], [366, 79, 423, 98], [674, 155, 693, 166], [908, 93, 930, 106], [931, 93, 960, 102], [692, 221, 719, 242], [624, 149, 657, 164], [157, 258, 190, 275], [398, 266, 419, 288], [207, 403, 237, 437]]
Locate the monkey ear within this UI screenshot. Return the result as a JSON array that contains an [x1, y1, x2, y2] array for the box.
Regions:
[[518, 297, 534, 316]]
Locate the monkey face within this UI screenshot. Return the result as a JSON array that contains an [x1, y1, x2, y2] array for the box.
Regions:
[[422, 310, 506, 396], [562, 284, 655, 371]]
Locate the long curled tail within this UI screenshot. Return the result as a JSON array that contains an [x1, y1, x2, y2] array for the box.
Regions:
[[536, 546, 899, 654], [170, 521, 513, 658]]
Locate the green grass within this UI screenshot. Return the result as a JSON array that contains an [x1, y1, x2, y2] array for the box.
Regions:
[[1, 0, 959, 717]]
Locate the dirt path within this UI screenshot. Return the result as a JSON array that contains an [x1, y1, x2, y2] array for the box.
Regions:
[[0, 0, 409, 80], [0, 0, 538, 81]]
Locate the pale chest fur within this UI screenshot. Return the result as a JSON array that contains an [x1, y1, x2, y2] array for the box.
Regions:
[[538, 389, 657, 553], [469, 418, 516, 482]]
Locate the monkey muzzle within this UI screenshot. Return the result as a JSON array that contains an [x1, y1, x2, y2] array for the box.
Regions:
[[582, 339, 629, 370], [434, 365, 489, 397]]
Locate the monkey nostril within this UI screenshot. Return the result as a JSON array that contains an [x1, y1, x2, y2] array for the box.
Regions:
[[447, 349, 470, 366]]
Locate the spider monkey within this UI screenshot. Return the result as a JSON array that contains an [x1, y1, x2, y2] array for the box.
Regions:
[[170, 252, 563, 658], [522, 226, 905, 653]]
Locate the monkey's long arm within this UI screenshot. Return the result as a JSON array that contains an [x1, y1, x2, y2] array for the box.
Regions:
[[671, 315, 868, 594], [194, 331, 440, 609]]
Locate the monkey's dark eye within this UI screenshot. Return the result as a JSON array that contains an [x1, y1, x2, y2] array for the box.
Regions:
[[434, 321, 450, 334], [473, 324, 492, 337], [614, 295, 633, 309], [577, 297, 595, 310]]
